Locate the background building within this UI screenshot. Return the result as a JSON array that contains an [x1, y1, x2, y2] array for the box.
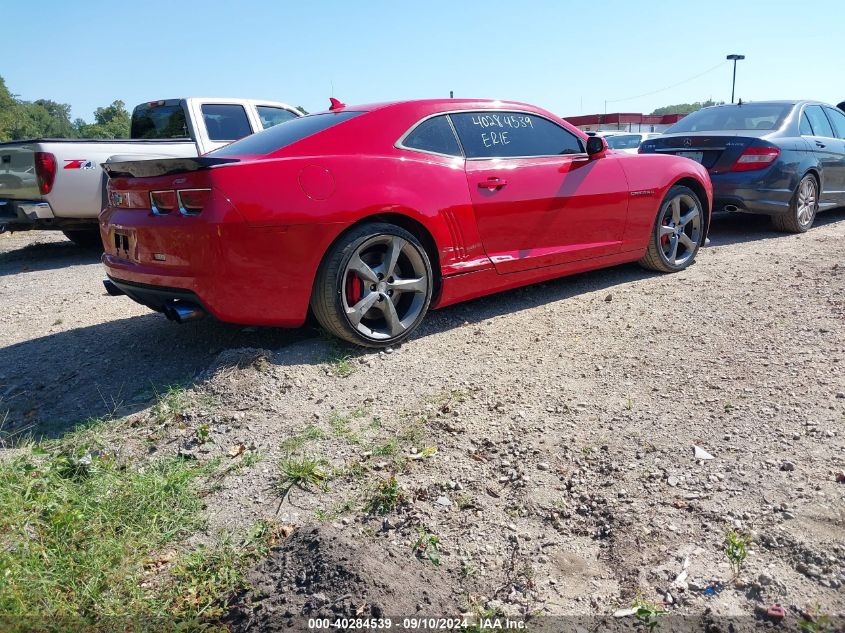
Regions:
[[565, 112, 685, 133]]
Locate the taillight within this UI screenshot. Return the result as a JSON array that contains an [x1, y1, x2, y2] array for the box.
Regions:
[[34, 152, 57, 195], [149, 188, 211, 215], [150, 190, 178, 215], [177, 189, 211, 215], [730, 147, 780, 172]]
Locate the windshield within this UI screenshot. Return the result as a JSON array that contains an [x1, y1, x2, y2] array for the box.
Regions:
[[667, 104, 792, 133], [131, 102, 190, 139], [604, 134, 643, 150], [210, 111, 364, 156]]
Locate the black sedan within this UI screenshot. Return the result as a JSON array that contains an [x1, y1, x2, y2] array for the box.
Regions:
[[639, 101, 845, 232]]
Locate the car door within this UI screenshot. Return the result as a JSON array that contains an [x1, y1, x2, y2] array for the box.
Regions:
[[821, 106, 845, 203], [450, 111, 630, 274], [802, 105, 845, 206]]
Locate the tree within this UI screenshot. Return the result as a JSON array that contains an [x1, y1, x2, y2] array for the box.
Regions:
[[75, 100, 130, 139], [296, 105, 309, 115], [650, 100, 723, 116]]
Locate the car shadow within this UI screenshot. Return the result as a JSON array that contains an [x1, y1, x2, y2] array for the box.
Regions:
[[0, 313, 318, 441], [707, 206, 845, 247], [0, 237, 101, 276]]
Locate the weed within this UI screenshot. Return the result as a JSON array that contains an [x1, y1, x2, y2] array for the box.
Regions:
[[371, 437, 399, 456], [195, 423, 210, 444], [332, 355, 356, 378], [51, 318, 63, 326], [455, 493, 476, 510], [724, 401, 735, 413], [633, 595, 667, 631], [798, 605, 835, 633], [151, 384, 190, 424], [241, 451, 263, 468], [280, 425, 325, 453], [365, 476, 404, 515], [412, 526, 441, 566], [625, 396, 634, 411], [459, 558, 478, 579], [277, 456, 328, 506], [724, 528, 751, 576]]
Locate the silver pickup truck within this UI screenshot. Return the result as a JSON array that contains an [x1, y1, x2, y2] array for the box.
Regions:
[[0, 97, 300, 246]]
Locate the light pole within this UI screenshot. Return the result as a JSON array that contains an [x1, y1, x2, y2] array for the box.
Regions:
[[726, 54, 745, 104]]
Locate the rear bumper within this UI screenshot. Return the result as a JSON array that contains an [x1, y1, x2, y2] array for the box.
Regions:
[[100, 204, 343, 328], [0, 198, 96, 230], [710, 173, 794, 215]]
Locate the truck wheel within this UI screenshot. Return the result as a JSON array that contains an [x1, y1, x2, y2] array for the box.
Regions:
[[62, 228, 104, 250]]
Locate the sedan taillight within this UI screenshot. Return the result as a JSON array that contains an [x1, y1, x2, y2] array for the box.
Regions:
[[730, 147, 780, 172]]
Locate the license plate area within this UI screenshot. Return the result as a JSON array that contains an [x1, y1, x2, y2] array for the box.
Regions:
[[111, 228, 137, 261], [677, 151, 704, 164]]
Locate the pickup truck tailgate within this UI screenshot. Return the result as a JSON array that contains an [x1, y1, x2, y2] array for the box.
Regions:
[[0, 144, 40, 200]]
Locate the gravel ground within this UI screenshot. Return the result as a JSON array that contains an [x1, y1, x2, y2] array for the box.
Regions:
[[1, 210, 844, 627]]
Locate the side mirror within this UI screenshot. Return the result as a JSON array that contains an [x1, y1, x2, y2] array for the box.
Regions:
[[586, 136, 607, 157]]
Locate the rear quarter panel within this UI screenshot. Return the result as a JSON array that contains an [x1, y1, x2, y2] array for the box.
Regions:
[[616, 153, 712, 249], [210, 152, 484, 281]]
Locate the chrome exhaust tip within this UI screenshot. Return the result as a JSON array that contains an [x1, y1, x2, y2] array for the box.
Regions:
[[163, 301, 205, 323], [724, 204, 739, 213], [103, 279, 125, 296]]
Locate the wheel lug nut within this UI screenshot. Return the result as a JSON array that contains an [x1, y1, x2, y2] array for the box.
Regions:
[[370, 284, 376, 291]]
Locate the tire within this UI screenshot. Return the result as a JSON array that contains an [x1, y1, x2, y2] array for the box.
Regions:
[[62, 228, 104, 250], [771, 173, 818, 233], [311, 222, 434, 348], [639, 185, 705, 273]]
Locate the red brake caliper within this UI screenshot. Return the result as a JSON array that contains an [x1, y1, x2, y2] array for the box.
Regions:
[[346, 272, 362, 306]]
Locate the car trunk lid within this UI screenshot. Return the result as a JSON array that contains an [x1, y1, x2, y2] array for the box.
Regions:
[[639, 132, 774, 174]]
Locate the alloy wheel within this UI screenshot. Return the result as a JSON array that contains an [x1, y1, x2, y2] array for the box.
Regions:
[[659, 193, 702, 267], [796, 177, 817, 228], [341, 234, 430, 341]]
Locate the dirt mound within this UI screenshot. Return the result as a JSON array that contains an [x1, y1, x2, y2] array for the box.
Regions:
[[225, 525, 461, 632]]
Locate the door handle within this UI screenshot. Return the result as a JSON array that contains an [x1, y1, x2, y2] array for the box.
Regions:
[[815, 141, 826, 148], [478, 177, 508, 190]]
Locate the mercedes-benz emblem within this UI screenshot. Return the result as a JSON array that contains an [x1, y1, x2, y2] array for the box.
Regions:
[[683, 138, 693, 147]]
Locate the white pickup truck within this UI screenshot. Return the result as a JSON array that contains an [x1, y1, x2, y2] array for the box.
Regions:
[[0, 97, 301, 246]]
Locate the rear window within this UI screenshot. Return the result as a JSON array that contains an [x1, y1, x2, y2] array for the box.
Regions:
[[401, 115, 462, 156], [605, 134, 643, 150], [202, 104, 252, 141], [256, 106, 299, 129], [667, 104, 792, 133], [210, 111, 364, 157], [131, 103, 190, 139]]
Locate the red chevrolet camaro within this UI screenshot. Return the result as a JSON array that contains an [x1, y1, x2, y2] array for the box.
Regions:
[[101, 98, 712, 347]]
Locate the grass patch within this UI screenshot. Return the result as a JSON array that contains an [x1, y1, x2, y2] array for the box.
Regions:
[[371, 437, 399, 457], [280, 425, 325, 453], [277, 456, 328, 506], [151, 384, 190, 425], [0, 441, 208, 619]]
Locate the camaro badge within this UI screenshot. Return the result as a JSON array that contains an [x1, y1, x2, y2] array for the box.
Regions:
[[64, 159, 96, 170]]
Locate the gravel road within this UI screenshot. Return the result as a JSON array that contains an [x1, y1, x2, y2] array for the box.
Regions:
[[1, 210, 844, 626]]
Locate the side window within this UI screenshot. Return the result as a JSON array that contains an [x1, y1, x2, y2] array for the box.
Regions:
[[201, 104, 252, 141], [799, 112, 814, 136], [804, 106, 834, 138], [450, 112, 584, 158], [401, 116, 462, 156], [256, 106, 298, 130], [823, 107, 845, 139]]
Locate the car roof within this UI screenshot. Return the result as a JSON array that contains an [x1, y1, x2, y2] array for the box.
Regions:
[[318, 98, 551, 115]]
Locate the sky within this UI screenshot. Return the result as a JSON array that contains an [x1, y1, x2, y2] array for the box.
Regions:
[[2, 0, 844, 122]]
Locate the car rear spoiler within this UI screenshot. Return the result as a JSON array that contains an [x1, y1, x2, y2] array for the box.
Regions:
[[102, 156, 240, 179]]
